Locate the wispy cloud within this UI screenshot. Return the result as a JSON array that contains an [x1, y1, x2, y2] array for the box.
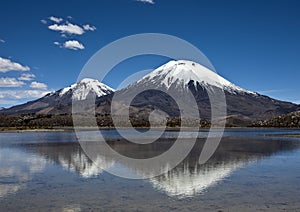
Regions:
[[0, 90, 50, 100], [258, 89, 289, 94], [83, 24, 96, 31], [18, 73, 35, 81], [53, 41, 61, 46], [0, 38, 5, 43], [0, 99, 19, 106], [48, 23, 85, 35], [29, 81, 48, 90], [40, 19, 47, 24], [49, 16, 63, 23], [0, 89, 51, 107], [63, 40, 85, 50], [136, 0, 155, 4], [293, 100, 300, 104], [0, 77, 25, 87], [0, 57, 30, 73]]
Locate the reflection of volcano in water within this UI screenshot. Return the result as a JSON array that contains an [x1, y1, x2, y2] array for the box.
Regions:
[[150, 159, 247, 198], [58, 152, 114, 178], [22, 143, 114, 178], [20, 138, 300, 198], [148, 138, 300, 198]]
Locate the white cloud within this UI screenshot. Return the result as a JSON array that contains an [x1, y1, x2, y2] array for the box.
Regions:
[[136, 0, 155, 4], [0, 99, 19, 106], [258, 89, 290, 94], [63, 40, 85, 50], [49, 16, 63, 23], [40, 19, 47, 24], [48, 23, 85, 35], [44, 16, 96, 50], [30, 81, 48, 90], [0, 57, 30, 73], [18, 73, 35, 81], [83, 24, 96, 31], [292, 100, 300, 104], [0, 77, 25, 87], [0, 39, 5, 43], [0, 90, 50, 100]]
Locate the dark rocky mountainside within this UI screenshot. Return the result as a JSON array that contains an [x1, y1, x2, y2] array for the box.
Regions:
[[1, 60, 299, 128], [110, 60, 299, 123]]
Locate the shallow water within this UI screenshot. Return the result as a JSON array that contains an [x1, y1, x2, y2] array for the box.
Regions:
[[0, 129, 300, 211]]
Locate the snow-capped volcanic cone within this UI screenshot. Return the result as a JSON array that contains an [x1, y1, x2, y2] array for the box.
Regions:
[[59, 78, 114, 101], [136, 60, 255, 94], [2, 78, 114, 114], [115, 60, 299, 123]]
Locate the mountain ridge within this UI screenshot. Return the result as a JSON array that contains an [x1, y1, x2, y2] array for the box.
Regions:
[[114, 60, 299, 121], [1, 78, 114, 115], [1, 60, 299, 127]]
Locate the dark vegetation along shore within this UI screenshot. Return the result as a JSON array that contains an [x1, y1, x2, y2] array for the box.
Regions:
[[252, 111, 300, 128], [1, 110, 300, 131], [0, 114, 211, 131]]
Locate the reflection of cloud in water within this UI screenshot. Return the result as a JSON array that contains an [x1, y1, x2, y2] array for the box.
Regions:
[[0, 148, 46, 197], [149, 159, 251, 198], [0, 184, 20, 199]]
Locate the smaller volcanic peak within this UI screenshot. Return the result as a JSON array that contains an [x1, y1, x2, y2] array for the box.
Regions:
[[1, 78, 114, 115], [59, 78, 115, 101]]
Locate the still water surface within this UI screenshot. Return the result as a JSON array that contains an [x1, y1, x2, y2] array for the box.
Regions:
[[0, 129, 300, 211]]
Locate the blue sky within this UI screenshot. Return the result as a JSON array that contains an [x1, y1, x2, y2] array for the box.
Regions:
[[0, 0, 300, 107]]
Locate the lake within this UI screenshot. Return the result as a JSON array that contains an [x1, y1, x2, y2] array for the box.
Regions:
[[0, 128, 300, 211]]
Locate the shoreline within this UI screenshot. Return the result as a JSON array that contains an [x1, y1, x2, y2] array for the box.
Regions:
[[1, 126, 300, 133], [265, 133, 300, 138]]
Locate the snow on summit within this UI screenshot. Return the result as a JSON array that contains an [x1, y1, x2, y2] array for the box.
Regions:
[[59, 78, 114, 100], [57, 60, 255, 102], [138, 60, 256, 94]]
